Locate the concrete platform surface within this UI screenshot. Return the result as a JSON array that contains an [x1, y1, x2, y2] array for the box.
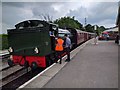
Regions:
[[43, 40, 118, 88], [18, 40, 118, 89]]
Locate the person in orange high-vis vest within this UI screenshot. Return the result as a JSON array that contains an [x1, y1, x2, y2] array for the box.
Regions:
[[55, 36, 64, 64]]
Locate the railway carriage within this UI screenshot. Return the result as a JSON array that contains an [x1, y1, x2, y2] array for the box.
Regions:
[[66, 28, 91, 47]]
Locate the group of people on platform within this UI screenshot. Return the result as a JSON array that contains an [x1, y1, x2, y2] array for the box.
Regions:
[[54, 32, 119, 64], [94, 33, 119, 45], [55, 34, 71, 64]]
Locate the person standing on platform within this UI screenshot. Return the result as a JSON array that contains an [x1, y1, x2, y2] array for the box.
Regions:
[[94, 34, 98, 45], [55, 36, 64, 64], [106, 34, 109, 41], [64, 34, 71, 62], [115, 34, 119, 44]]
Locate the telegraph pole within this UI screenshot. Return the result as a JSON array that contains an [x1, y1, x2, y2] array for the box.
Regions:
[[84, 17, 87, 31], [85, 17, 87, 26]]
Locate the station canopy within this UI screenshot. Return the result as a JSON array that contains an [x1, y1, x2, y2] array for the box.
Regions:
[[103, 27, 118, 33]]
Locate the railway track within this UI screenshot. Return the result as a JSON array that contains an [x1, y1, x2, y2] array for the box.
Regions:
[[1, 54, 10, 59], [1, 54, 65, 89], [1, 66, 31, 88], [0, 55, 10, 71], [0, 65, 27, 87], [0, 52, 44, 89], [2, 68, 44, 89], [1, 65, 23, 80], [0, 53, 45, 89], [0, 50, 10, 59]]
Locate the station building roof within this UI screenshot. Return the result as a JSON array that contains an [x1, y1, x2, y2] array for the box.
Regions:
[[103, 27, 118, 33]]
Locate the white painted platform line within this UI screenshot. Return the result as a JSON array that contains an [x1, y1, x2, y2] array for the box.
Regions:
[[18, 63, 56, 89], [17, 39, 92, 89]]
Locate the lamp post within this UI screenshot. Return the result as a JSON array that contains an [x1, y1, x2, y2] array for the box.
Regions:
[[84, 17, 87, 31], [93, 25, 98, 44]]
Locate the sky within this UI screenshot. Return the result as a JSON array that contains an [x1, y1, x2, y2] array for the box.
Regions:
[[0, 0, 120, 34]]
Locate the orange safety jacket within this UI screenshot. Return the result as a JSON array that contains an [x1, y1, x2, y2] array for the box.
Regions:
[[55, 38, 64, 51]]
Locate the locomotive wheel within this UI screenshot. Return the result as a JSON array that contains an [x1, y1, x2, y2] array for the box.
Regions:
[[49, 55, 55, 64], [47, 60, 51, 67], [24, 61, 29, 68], [31, 62, 38, 70], [46, 57, 52, 67], [8, 59, 14, 67]]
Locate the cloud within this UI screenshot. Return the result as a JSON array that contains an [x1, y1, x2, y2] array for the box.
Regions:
[[67, 2, 118, 27], [1, 0, 120, 2], [1, 1, 119, 34], [0, 2, 2, 34], [2, 2, 35, 24], [2, 23, 13, 34]]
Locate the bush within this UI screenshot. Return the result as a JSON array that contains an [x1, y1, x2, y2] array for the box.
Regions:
[[0, 34, 8, 50]]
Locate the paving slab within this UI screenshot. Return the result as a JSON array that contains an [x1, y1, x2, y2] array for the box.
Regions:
[[43, 41, 118, 88]]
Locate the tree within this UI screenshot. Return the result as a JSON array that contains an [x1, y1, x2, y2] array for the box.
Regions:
[[85, 24, 94, 32], [54, 16, 106, 34], [97, 26, 106, 35], [54, 16, 83, 30]]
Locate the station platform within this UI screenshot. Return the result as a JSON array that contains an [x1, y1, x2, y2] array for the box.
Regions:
[[18, 39, 118, 89]]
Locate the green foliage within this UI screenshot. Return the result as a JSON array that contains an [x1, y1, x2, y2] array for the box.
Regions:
[[54, 16, 83, 30], [0, 34, 8, 50], [54, 16, 105, 34], [98, 26, 106, 32], [84, 24, 106, 35], [85, 24, 94, 32], [96, 26, 106, 35]]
